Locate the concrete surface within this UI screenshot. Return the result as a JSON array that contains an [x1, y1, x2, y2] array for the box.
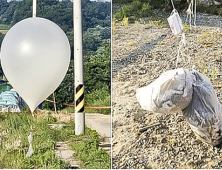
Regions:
[[55, 141, 80, 169], [85, 113, 111, 139]]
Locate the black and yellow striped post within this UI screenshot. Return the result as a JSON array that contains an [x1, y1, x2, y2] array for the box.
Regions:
[[74, 0, 85, 135], [75, 84, 84, 112]]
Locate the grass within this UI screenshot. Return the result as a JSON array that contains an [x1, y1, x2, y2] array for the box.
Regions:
[[70, 128, 111, 169], [85, 87, 111, 114], [0, 112, 110, 169], [0, 112, 68, 169], [0, 24, 10, 30], [114, 0, 152, 21]]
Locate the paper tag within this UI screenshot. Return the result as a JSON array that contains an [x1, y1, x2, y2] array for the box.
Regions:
[[167, 11, 183, 35]]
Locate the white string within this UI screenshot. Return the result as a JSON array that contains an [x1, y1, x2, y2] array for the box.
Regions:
[[176, 33, 187, 68], [194, 0, 196, 27], [186, 0, 196, 29], [168, 1, 193, 68], [186, 2, 191, 23], [26, 125, 34, 157], [170, 0, 175, 9], [26, 113, 35, 158]]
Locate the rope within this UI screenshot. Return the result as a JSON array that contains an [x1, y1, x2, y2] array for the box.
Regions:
[[176, 33, 187, 68], [194, 0, 196, 26], [186, 0, 197, 29], [169, 1, 196, 68], [45, 99, 111, 109], [26, 110, 35, 158], [170, 0, 175, 9]]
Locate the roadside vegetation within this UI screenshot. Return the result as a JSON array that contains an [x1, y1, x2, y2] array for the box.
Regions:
[[0, 112, 110, 169]]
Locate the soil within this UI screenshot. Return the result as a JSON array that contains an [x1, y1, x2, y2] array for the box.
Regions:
[[112, 10, 222, 169]]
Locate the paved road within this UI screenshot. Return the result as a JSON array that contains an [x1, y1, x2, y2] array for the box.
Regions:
[[85, 113, 111, 140]]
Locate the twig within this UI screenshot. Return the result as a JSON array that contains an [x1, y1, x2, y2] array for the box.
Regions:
[[138, 123, 161, 134]]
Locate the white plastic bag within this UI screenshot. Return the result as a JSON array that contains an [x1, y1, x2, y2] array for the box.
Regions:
[[136, 68, 194, 113], [182, 71, 222, 146]]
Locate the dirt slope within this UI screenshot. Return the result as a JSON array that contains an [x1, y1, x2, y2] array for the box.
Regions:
[[112, 11, 222, 169]]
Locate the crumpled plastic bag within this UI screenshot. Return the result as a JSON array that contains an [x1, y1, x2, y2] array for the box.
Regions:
[[182, 71, 222, 146], [136, 68, 194, 113]]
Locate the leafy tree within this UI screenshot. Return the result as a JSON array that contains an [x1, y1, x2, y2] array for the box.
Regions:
[[43, 60, 74, 110], [84, 40, 111, 94], [55, 60, 74, 109]]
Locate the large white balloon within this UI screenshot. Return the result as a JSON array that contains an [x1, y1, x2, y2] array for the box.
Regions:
[[0, 17, 70, 112]]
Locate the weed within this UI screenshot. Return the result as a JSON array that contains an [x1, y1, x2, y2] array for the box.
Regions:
[[182, 23, 190, 33], [121, 16, 129, 27], [144, 25, 150, 29], [0, 113, 69, 169], [149, 19, 164, 28], [0, 24, 11, 30], [0, 112, 110, 169], [85, 86, 110, 114], [139, 18, 145, 24], [70, 127, 110, 169], [134, 20, 139, 28], [112, 17, 117, 34], [157, 41, 165, 45]]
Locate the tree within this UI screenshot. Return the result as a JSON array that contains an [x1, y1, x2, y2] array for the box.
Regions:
[[84, 40, 111, 94]]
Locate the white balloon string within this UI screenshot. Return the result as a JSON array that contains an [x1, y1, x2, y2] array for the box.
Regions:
[[170, 0, 175, 9], [186, 0, 196, 29], [26, 125, 34, 158], [176, 33, 187, 68], [194, 0, 196, 27], [186, 3, 192, 23], [26, 111, 35, 158]]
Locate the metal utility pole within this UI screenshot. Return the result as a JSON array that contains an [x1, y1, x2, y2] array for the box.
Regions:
[[74, 0, 85, 135], [33, 0, 37, 17]]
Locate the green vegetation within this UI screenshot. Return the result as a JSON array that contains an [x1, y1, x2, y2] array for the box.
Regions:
[[0, 24, 10, 30], [114, 0, 152, 21], [113, 0, 222, 21], [70, 128, 110, 169], [44, 40, 111, 114], [0, 112, 67, 169], [0, 112, 110, 169], [84, 40, 110, 114], [197, 5, 222, 16], [0, 33, 5, 47]]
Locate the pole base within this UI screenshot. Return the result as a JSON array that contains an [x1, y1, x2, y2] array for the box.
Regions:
[[75, 112, 85, 135]]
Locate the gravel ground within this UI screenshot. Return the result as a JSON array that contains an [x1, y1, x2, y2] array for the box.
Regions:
[[112, 10, 222, 169]]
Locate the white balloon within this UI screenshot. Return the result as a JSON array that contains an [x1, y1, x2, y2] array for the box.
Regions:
[[0, 17, 70, 112]]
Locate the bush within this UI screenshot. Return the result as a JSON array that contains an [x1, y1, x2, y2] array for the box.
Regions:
[[114, 0, 152, 20], [85, 86, 111, 114]]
